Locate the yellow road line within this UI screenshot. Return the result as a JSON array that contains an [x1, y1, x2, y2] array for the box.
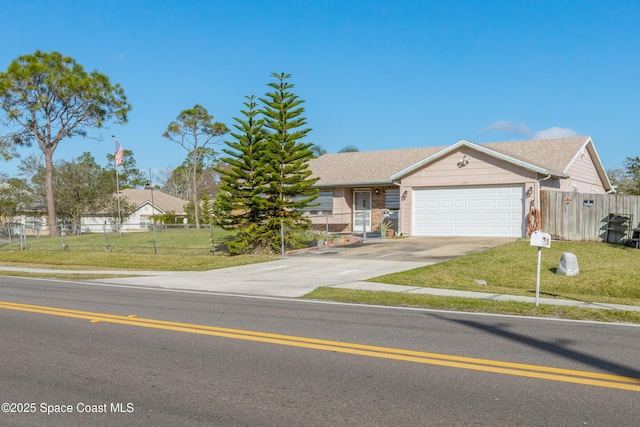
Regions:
[[1, 300, 639, 391]]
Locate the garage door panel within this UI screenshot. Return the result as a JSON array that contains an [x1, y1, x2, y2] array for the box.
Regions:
[[482, 200, 497, 209], [495, 199, 512, 208], [413, 185, 524, 237]]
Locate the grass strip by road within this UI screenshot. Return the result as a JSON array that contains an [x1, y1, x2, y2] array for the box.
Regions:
[[303, 288, 640, 324], [0, 251, 274, 272], [1, 300, 639, 392], [0, 271, 144, 280]]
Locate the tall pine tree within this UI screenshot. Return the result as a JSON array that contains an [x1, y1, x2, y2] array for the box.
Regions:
[[259, 72, 318, 244], [216, 74, 319, 254], [216, 95, 268, 230]]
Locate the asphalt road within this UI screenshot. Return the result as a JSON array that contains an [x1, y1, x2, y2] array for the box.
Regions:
[[1, 277, 639, 426]]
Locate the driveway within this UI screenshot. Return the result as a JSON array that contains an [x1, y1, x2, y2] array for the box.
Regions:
[[299, 236, 517, 262], [92, 237, 516, 297]]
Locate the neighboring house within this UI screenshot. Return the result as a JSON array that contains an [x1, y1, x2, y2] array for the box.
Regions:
[[81, 188, 188, 232], [307, 136, 611, 237]]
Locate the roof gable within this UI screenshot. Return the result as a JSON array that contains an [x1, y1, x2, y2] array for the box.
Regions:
[[390, 138, 581, 180], [120, 189, 187, 214]]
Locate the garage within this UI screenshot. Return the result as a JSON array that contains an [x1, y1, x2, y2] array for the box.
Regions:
[[413, 185, 525, 237]]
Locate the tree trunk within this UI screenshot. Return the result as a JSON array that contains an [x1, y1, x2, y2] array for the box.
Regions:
[[44, 149, 59, 237], [192, 157, 200, 229]]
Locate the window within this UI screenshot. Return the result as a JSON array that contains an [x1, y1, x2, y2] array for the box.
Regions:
[[385, 188, 400, 209], [298, 190, 334, 213]]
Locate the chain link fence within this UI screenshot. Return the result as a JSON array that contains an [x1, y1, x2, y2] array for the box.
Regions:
[[1, 208, 399, 255], [0, 222, 223, 255]]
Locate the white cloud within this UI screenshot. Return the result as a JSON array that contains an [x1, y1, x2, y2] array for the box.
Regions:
[[532, 126, 578, 139], [481, 121, 579, 140], [481, 120, 533, 136]]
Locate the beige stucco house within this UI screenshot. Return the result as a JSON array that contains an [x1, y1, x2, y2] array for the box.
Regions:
[[307, 136, 611, 237]]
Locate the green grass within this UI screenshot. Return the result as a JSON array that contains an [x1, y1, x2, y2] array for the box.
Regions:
[[0, 271, 143, 280], [0, 229, 274, 271], [0, 251, 274, 271], [302, 288, 640, 323], [369, 240, 640, 306], [1, 228, 229, 256]]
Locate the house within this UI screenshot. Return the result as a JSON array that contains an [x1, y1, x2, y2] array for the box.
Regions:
[[307, 136, 611, 237], [81, 188, 188, 232]]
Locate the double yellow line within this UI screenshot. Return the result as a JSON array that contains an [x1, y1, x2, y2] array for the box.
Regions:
[[2, 300, 639, 392]]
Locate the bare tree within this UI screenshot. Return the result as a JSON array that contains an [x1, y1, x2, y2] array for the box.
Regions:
[[162, 105, 227, 228]]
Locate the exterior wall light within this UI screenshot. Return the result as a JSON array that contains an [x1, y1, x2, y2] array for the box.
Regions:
[[526, 186, 533, 197]]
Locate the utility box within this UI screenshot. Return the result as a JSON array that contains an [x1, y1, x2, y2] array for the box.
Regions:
[[530, 231, 551, 248]]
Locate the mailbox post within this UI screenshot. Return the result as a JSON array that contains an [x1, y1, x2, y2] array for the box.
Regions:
[[530, 231, 551, 307]]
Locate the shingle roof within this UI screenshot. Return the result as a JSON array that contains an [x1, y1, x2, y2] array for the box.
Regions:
[[481, 137, 591, 174], [309, 136, 598, 186], [120, 189, 187, 214], [309, 146, 441, 186]]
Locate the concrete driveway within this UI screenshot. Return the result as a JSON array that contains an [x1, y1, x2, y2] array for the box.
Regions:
[[93, 237, 516, 297], [299, 236, 517, 262]]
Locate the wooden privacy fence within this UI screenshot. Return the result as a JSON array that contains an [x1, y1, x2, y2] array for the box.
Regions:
[[540, 190, 640, 242]]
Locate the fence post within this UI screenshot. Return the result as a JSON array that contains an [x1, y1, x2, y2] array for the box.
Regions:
[[325, 212, 329, 245], [19, 223, 25, 250], [103, 222, 110, 252], [363, 210, 367, 242], [280, 219, 285, 256], [209, 223, 216, 256]]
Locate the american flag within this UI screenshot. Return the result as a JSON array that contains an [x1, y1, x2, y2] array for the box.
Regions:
[[114, 138, 124, 167]]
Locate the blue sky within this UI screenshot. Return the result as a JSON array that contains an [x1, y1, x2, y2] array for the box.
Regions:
[[1, 0, 638, 180]]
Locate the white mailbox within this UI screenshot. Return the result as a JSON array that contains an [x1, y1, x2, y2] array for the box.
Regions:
[[530, 231, 551, 248]]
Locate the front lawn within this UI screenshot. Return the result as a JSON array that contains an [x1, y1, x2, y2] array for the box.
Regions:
[[369, 239, 640, 305]]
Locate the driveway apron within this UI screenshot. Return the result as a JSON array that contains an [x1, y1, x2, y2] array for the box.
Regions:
[[93, 237, 515, 297]]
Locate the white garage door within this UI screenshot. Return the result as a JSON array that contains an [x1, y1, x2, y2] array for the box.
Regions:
[[413, 185, 524, 237]]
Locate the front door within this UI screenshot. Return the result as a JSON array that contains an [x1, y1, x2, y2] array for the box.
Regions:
[[353, 190, 372, 233]]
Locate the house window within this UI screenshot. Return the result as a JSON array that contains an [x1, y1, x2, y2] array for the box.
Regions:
[[385, 189, 400, 209], [298, 190, 334, 213]]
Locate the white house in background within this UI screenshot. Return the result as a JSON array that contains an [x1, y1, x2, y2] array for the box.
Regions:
[[81, 188, 188, 232], [307, 136, 611, 237]]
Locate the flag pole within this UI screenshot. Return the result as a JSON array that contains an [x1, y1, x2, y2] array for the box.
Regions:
[[112, 136, 123, 234]]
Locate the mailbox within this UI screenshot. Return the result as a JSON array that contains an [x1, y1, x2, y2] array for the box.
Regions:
[[530, 231, 551, 248]]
